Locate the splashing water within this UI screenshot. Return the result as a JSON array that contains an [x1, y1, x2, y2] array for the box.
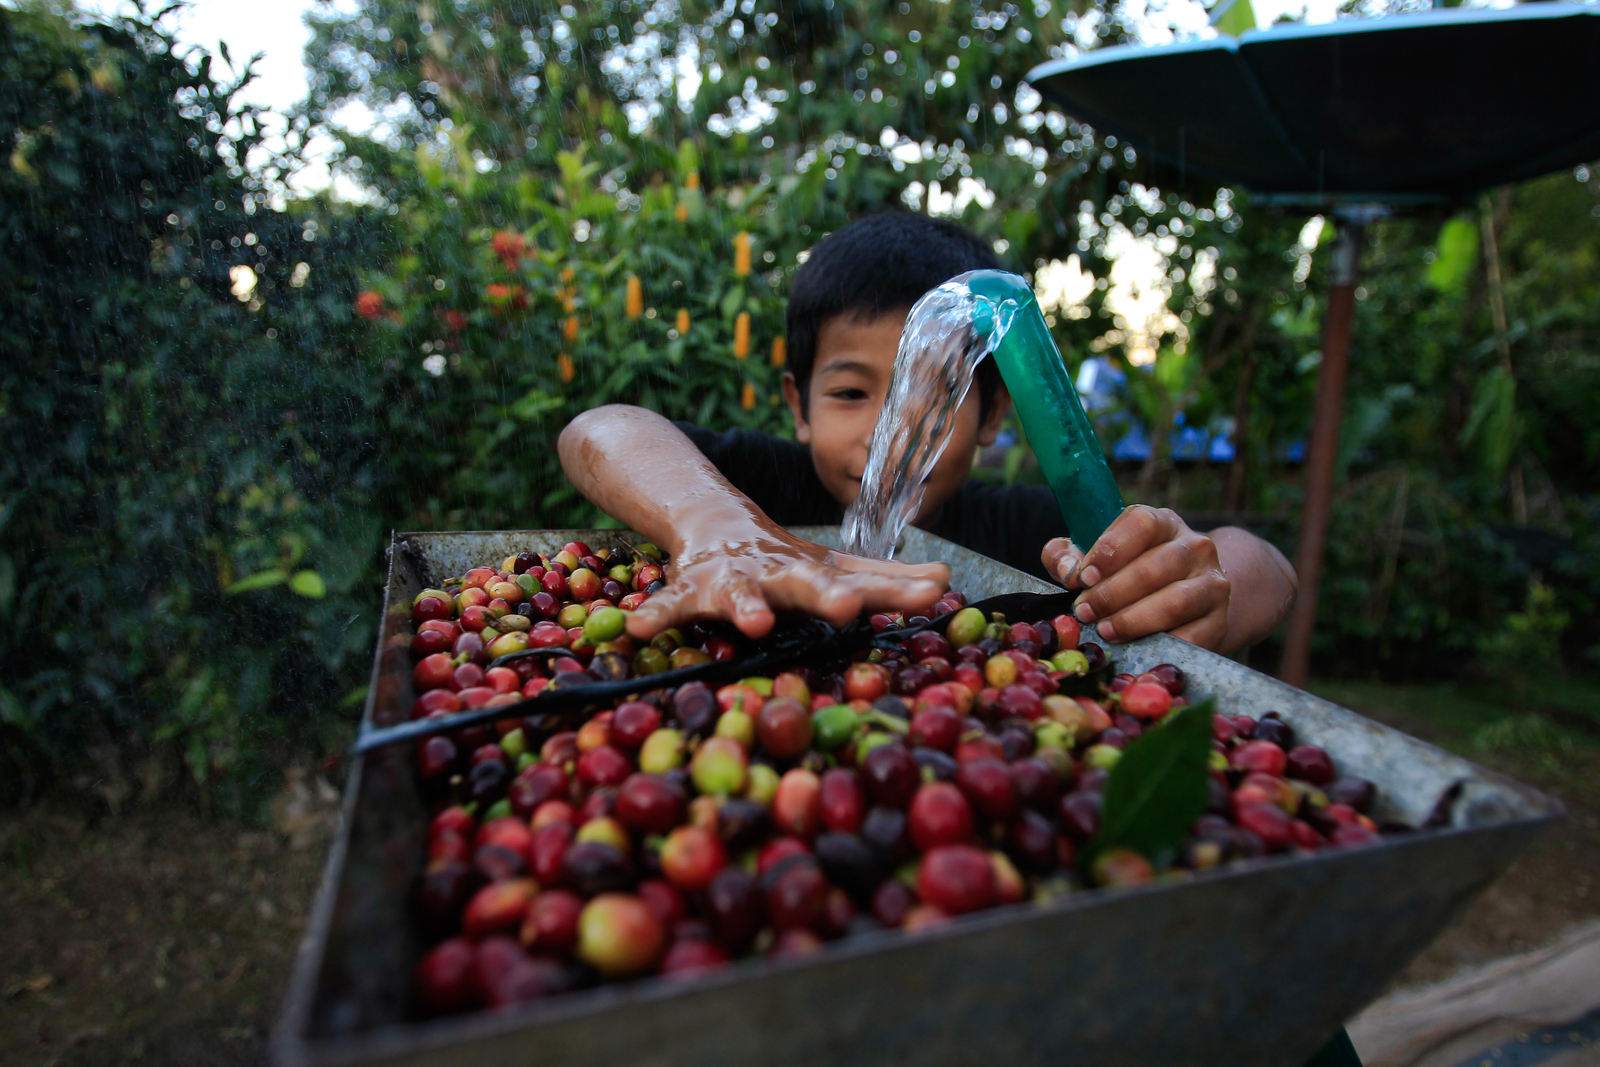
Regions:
[[842, 276, 1017, 560]]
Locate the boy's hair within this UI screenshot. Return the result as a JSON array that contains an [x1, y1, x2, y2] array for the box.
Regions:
[[785, 212, 1005, 419]]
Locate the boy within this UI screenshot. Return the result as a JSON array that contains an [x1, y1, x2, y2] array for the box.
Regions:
[[559, 212, 1296, 653]]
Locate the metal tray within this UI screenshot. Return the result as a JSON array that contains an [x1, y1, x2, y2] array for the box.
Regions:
[[271, 527, 1560, 1067]]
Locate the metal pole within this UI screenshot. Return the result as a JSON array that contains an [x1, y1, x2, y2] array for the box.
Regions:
[[1279, 218, 1365, 689]]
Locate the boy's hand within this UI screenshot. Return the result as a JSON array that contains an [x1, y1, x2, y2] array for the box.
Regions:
[[1041, 505, 1230, 650], [628, 528, 949, 641]]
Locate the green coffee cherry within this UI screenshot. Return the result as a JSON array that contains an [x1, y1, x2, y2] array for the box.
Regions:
[[945, 607, 986, 647], [583, 605, 627, 643], [811, 704, 859, 751]]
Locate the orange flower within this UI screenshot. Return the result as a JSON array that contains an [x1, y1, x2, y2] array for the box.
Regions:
[[560, 266, 575, 283], [676, 308, 690, 334], [561, 288, 576, 313], [625, 275, 643, 320], [558, 352, 576, 383], [741, 382, 755, 410], [733, 311, 750, 359], [770, 337, 786, 367], [733, 231, 751, 277], [563, 314, 579, 342], [491, 230, 525, 270], [355, 291, 384, 319], [685, 172, 700, 191], [674, 202, 688, 223]]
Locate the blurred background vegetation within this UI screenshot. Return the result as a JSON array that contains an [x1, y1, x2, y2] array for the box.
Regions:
[[2, 0, 1597, 816]]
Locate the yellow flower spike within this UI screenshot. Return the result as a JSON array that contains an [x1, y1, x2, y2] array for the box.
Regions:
[[564, 315, 579, 343], [733, 231, 751, 277], [562, 288, 576, 313], [685, 172, 700, 191], [741, 382, 756, 410], [558, 352, 576, 383], [733, 311, 750, 359], [560, 266, 574, 283], [770, 337, 786, 368], [676, 308, 690, 334], [625, 275, 643, 320], [675, 202, 688, 223]]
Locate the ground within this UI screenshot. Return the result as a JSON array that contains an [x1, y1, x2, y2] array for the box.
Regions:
[[1, 680, 1596, 1067]]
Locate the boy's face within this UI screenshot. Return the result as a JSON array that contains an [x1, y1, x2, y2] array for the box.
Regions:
[[783, 308, 1010, 524]]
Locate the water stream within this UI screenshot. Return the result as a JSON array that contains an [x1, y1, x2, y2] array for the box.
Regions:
[[841, 276, 1017, 560]]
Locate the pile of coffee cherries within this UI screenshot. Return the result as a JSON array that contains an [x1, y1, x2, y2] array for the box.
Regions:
[[406, 547, 1386, 1016]]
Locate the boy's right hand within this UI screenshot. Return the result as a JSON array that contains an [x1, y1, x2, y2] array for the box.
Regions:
[[626, 526, 949, 641]]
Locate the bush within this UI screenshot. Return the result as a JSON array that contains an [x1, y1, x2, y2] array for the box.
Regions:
[[0, 5, 389, 813]]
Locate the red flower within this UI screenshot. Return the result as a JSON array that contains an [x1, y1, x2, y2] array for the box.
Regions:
[[491, 230, 526, 270], [355, 291, 384, 319], [444, 310, 468, 331]]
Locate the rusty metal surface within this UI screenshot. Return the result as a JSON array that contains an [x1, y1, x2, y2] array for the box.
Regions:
[[273, 527, 1560, 1067]]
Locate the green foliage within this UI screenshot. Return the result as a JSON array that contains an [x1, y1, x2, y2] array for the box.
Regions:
[[0, 4, 389, 812]]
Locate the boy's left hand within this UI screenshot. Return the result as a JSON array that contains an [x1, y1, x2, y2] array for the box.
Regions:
[[1041, 505, 1230, 650]]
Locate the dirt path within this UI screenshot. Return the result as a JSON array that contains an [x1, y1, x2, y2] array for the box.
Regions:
[[0, 770, 338, 1067]]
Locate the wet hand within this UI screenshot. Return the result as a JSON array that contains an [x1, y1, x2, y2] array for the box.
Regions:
[[627, 528, 949, 641], [1041, 505, 1230, 650]]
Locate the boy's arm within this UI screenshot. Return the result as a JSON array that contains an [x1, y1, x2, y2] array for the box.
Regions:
[[558, 405, 948, 640], [1040, 507, 1297, 655]]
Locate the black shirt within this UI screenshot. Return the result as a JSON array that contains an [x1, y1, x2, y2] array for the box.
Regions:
[[676, 422, 1067, 583]]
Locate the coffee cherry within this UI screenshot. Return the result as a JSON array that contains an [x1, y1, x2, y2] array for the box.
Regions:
[[908, 705, 960, 752], [908, 782, 974, 851], [1236, 802, 1293, 851], [577, 745, 632, 788], [522, 890, 583, 955], [1286, 744, 1336, 785], [1231, 739, 1288, 778], [917, 844, 995, 914], [706, 867, 763, 953], [861, 743, 919, 809], [1058, 790, 1102, 842], [765, 858, 828, 931], [660, 826, 727, 891], [956, 757, 1018, 820], [773, 768, 823, 839], [615, 773, 686, 835], [561, 841, 634, 897], [818, 768, 867, 834], [609, 701, 660, 751], [756, 697, 813, 759], [1009, 757, 1061, 813], [691, 736, 748, 797], [1091, 848, 1154, 886], [945, 607, 987, 648], [1120, 681, 1173, 720], [1327, 777, 1376, 813], [810, 704, 858, 751], [413, 937, 476, 1015], [638, 728, 685, 774], [462, 879, 536, 940], [660, 937, 731, 976], [577, 894, 665, 978]]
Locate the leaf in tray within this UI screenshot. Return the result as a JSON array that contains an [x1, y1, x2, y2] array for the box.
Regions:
[[1081, 699, 1215, 874]]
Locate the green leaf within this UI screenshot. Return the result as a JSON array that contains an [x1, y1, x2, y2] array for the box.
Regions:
[[1427, 216, 1479, 293], [289, 570, 327, 599], [1081, 699, 1215, 872], [1210, 0, 1257, 37], [226, 568, 287, 594]]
